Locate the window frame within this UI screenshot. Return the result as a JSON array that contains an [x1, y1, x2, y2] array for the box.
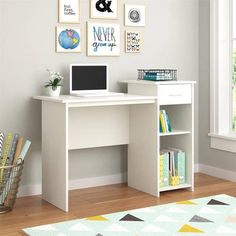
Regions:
[[209, 0, 236, 153]]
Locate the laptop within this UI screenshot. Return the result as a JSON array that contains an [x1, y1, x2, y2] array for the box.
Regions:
[[70, 64, 124, 97]]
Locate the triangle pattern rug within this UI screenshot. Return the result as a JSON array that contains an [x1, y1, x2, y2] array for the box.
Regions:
[[23, 194, 236, 236]]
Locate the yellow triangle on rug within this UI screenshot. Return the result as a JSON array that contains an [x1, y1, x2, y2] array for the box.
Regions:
[[176, 200, 197, 205], [178, 224, 204, 233], [86, 216, 108, 221]]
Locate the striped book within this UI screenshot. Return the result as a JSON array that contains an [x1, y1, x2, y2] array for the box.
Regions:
[[0, 132, 4, 158]]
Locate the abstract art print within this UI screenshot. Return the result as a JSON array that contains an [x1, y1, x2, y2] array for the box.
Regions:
[[87, 22, 120, 56], [56, 26, 81, 53], [59, 0, 80, 23], [125, 4, 145, 27], [90, 0, 119, 19], [126, 31, 141, 53]]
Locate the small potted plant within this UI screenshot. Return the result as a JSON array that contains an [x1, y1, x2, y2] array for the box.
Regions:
[[45, 69, 63, 97]]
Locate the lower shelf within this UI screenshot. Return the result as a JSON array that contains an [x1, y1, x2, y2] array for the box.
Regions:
[[160, 183, 192, 192]]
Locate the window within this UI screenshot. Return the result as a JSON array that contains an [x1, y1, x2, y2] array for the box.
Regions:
[[209, 0, 236, 153], [232, 0, 236, 131]]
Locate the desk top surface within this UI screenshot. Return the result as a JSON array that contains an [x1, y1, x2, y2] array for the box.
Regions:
[[33, 94, 157, 105], [120, 80, 197, 85]]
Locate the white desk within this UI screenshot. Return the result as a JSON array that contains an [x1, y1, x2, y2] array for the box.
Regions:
[[34, 94, 158, 212]]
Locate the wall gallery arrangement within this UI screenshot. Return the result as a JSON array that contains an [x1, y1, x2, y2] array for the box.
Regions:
[[56, 0, 145, 55]]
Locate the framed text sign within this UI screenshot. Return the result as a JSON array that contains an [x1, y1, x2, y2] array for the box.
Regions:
[[59, 0, 80, 23], [87, 22, 120, 56], [90, 0, 119, 19]]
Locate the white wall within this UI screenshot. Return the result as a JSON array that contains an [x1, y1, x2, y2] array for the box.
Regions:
[[0, 0, 199, 193]]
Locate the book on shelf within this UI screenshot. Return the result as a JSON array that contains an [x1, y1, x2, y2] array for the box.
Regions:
[[160, 151, 169, 187], [159, 110, 172, 133], [160, 148, 186, 187]]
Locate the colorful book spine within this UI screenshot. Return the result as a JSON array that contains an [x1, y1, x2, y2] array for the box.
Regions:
[[159, 111, 167, 133], [176, 151, 186, 184], [159, 152, 169, 187], [159, 110, 172, 133], [160, 121, 163, 133], [162, 110, 172, 132], [160, 154, 164, 187]]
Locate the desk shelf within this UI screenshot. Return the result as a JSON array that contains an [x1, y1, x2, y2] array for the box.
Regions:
[[159, 129, 190, 137], [160, 183, 192, 192], [123, 80, 195, 198]]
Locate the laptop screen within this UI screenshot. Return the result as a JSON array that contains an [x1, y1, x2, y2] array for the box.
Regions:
[[71, 65, 107, 91]]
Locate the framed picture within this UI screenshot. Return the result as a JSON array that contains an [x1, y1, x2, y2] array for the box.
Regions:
[[58, 0, 80, 23], [125, 4, 145, 27], [56, 26, 81, 53], [87, 22, 120, 56], [125, 31, 141, 53], [90, 0, 119, 19]]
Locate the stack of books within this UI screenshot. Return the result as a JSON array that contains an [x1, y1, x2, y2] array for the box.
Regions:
[[160, 148, 186, 187], [159, 110, 172, 133]]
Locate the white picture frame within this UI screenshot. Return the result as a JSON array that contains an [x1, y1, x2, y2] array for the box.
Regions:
[[125, 4, 146, 27], [90, 0, 119, 19], [56, 26, 82, 53], [87, 22, 120, 56], [58, 0, 80, 23], [125, 31, 141, 53]]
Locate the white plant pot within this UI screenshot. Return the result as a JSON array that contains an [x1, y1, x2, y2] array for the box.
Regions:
[[48, 87, 61, 97]]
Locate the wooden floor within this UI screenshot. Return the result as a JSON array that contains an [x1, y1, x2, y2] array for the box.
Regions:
[[1, 173, 236, 235]]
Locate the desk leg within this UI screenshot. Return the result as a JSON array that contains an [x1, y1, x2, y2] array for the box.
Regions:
[[128, 102, 159, 197], [42, 101, 68, 212]]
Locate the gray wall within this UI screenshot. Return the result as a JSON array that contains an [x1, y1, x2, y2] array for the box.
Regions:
[[0, 0, 199, 188], [199, 0, 236, 170]]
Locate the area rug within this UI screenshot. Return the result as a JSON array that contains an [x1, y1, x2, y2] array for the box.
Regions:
[[23, 194, 236, 236]]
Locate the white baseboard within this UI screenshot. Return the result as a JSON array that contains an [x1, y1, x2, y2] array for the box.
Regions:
[[18, 172, 127, 198], [20, 164, 232, 198], [199, 163, 236, 182]]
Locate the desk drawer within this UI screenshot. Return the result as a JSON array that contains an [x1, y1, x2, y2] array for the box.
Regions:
[[159, 84, 192, 105]]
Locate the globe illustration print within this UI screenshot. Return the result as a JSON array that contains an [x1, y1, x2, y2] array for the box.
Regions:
[[58, 29, 80, 50]]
